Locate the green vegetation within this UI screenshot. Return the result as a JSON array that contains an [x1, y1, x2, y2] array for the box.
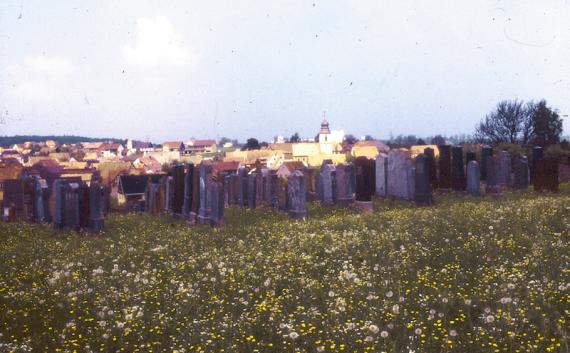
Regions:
[[1, 185, 569, 352], [0, 135, 126, 147]]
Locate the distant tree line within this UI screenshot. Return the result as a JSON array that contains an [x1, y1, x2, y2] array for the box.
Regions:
[[0, 135, 126, 147]]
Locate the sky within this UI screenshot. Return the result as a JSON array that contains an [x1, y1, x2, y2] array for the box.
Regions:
[[0, 0, 569, 143]]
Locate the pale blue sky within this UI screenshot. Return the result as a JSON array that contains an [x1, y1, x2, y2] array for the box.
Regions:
[[0, 0, 568, 142]]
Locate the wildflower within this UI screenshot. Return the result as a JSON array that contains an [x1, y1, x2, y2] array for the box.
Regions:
[[289, 332, 299, 340], [386, 290, 393, 298], [380, 331, 389, 338], [485, 315, 495, 323], [369, 324, 379, 334], [449, 330, 457, 337], [415, 328, 422, 335]]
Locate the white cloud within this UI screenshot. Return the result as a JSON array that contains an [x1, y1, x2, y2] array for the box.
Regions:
[[122, 16, 191, 69], [4, 55, 76, 102]]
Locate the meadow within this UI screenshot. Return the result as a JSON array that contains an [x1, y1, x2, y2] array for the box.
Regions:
[[1, 185, 569, 352]]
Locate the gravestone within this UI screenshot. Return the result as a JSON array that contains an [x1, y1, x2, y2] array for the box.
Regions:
[[315, 172, 324, 203], [531, 146, 543, 184], [164, 176, 174, 214], [183, 163, 194, 216], [481, 146, 493, 181], [256, 170, 265, 206], [78, 183, 90, 228], [335, 163, 355, 205], [485, 156, 502, 195], [198, 164, 213, 224], [303, 167, 317, 202], [451, 146, 466, 191], [424, 148, 438, 190], [247, 172, 257, 209], [190, 166, 201, 221], [208, 174, 224, 226], [498, 151, 512, 186], [33, 177, 46, 223], [156, 177, 167, 214], [238, 167, 248, 208], [387, 150, 413, 199], [269, 172, 279, 210], [88, 172, 105, 232], [63, 183, 80, 230], [53, 180, 65, 229], [466, 151, 477, 164], [375, 153, 388, 197], [355, 157, 375, 213], [263, 169, 272, 205], [277, 177, 288, 211], [321, 164, 336, 205], [513, 156, 529, 190], [466, 160, 481, 196], [534, 158, 558, 192], [438, 145, 452, 190], [172, 164, 185, 215], [287, 170, 308, 219], [414, 154, 432, 205], [224, 174, 232, 206]]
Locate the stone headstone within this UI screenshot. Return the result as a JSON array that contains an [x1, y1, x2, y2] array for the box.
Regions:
[[466, 160, 481, 196], [513, 156, 529, 190], [190, 167, 200, 220], [451, 146, 466, 191], [321, 164, 336, 205], [53, 180, 65, 229], [387, 150, 413, 199], [303, 167, 317, 202], [88, 172, 105, 231], [375, 153, 388, 197], [414, 154, 432, 205], [532, 146, 543, 162], [485, 156, 502, 195], [183, 163, 194, 216], [438, 145, 452, 189], [256, 170, 265, 205], [533, 158, 558, 192], [498, 151, 512, 187], [171, 165, 185, 215], [78, 182, 90, 228], [481, 146, 493, 181], [466, 151, 477, 164], [277, 177, 288, 211], [269, 172, 279, 210], [424, 148, 438, 190], [335, 163, 355, 205], [224, 174, 232, 206], [355, 157, 375, 202], [164, 176, 174, 214], [247, 172, 257, 209], [238, 167, 248, 208], [198, 164, 213, 224], [33, 177, 46, 223], [287, 170, 308, 218], [208, 173, 224, 226], [315, 172, 324, 203], [63, 183, 80, 230]]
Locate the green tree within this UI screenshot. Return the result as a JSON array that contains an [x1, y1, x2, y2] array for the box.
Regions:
[[242, 138, 260, 150], [289, 132, 301, 143], [528, 100, 563, 147]]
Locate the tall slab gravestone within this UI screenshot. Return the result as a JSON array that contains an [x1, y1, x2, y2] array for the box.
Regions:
[[335, 163, 355, 205], [354, 157, 375, 213], [375, 153, 388, 197], [498, 151, 512, 187], [414, 154, 433, 205], [481, 146, 493, 181], [451, 146, 466, 191], [513, 156, 529, 190], [534, 158, 559, 192], [438, 145, 452, 190], [485, 156, 502, 196], [424, 148, 438, 191], [287, 171, 308, 219], [466, 160, 481, 196], [387, 150, 413, 199], [321, 164, 336, 205], [88, 172, 105, 232]]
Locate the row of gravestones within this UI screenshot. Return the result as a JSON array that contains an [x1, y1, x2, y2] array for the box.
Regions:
[[2, 172, 106, 232]]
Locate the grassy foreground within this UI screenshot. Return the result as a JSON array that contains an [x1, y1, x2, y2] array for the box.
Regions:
[[1, 185, 569, 353]]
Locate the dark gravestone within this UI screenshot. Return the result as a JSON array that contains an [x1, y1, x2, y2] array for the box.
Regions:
[[287, 171, 308, 219], [3, 179, 24, 221], [247, 172, 257, 209], [375, 154, 388, 197], [183, 163, 194, 216], [88, 172, 105, 231], [481, 146, 493, 181], [438, 145, 452, 190], [485, 156, 502, 195], [41, 179, 51, 223], [33, 177, 46, 222], [534, 158, 558, 192], [22, 177, 35, 222], [269, 172, 279, 210], [466, 160, 481, 196], [414, 154, 433, 205], [237, 167, 248, 208], [424, 148, 438, 190], [164, 176, 174, 214], [172, 164, 185, 215], [335, 163, 355, 205], [63, 183, 80, 230], [303, 167, 317, 202], [263, 170, 272, 205], [156, 177, 167, 214], [466, 151, 477, 164], [315, 172, 324, 203], [208, 173, 224, 227], [531, 146, 543, 184], [513, 156, 529, 190], [387, 150, 413, 199], [256, 171, 265, 206], [355, 157, 375, 202], [451, 146, 466, 191], [78, 182, 90, 229], [277, 177, 288, 211], [224, 174, 232, 206]]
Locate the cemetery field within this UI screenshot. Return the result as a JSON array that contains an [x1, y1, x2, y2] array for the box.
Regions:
[[1, 186, 569, 353]]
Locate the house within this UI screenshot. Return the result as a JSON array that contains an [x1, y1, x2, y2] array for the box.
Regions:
[[162, 141, 184, 153], [184, 139, 217, 154], [351, 140, 390, 159], [82, 142, 104, 153], [276, 161, 306, 178], [99, 143, 124, 158], [117, 174, 164, 206]]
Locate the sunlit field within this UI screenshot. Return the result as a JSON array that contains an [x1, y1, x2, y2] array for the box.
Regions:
[[1, 184, 569, 352]]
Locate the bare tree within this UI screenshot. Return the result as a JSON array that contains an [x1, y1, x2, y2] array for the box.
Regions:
[[475, 99, 533, 145]]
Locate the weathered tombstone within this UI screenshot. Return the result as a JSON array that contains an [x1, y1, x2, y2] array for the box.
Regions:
[[198, 163, 213, 224], [303, 167, 317, 202], [451, 146, 466, 191], [498, 151, 512, 187], [387, 150, 413, 199], [485, 156, 502, 196], [321, 164, 336, 205], [466, 160, 481, 196], [277, 177, 288, 211], [183, 163, 194, 216], [237, 167, 248, 208], [287, 170, 308, 218], [335, 163, 355, 205], [315, 172, 324, 203], [190, 167, 200, 222], [22, 177, 35, 222], [247, 172, 257, 209], [481, 146, 493, 181], [164, 176, 174, 214], [531, 146, 543, 184], [63, 183, 80, 230], [354, 157, 375, 213], [438, 145, 452, 190], [156, 177, 167, 214], [424, 148, 438, 190], [53, 180, 65, 229], [172, 164, 185, 215], [256, 171, 265, 206], [208, 174, 225, 227], [375, 153, 388, 197], [513, 156, 529, 190], [88, 172, 105, 232], [414, 154, 432, 205], [78, 182, 90, 229], [224, 174, 232, 206], [33, 177, 46, 222], [269, 172, 279, 210], [534, 158, 559, 192]]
